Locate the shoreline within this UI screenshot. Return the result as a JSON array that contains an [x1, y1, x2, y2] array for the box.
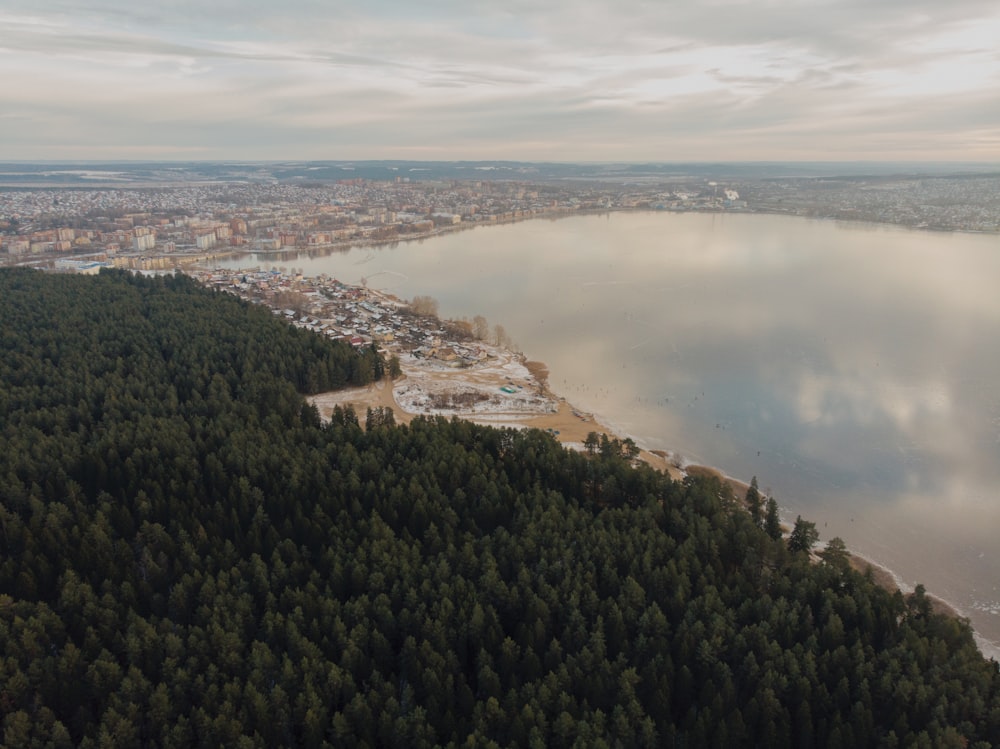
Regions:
[[143, 206, 999, 273], [308, 348, 1000, 661], [522, 371, 999, 658], [308, 343, 688, 482], [843, 550, 1000, 663], [234, 269, 997, 664], [843, 549, 1000, 662]]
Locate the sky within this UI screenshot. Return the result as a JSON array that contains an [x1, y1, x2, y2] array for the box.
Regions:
[[1, 0, 999, 162]]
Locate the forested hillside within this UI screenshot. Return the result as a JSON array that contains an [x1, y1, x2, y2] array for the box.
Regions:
[[1, 268, 998, 748]]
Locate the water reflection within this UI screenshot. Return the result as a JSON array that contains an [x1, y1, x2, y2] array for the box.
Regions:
[[218, 212, 1000, 655]]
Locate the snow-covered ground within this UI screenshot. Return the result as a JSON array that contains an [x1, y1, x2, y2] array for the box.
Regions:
[[392, 348, 558, 418]]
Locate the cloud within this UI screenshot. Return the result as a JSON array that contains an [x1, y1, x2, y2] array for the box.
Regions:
[[1, 0, 998, 159]]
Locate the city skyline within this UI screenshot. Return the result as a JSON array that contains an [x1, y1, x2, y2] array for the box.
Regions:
[[2, 0, 998, 162]]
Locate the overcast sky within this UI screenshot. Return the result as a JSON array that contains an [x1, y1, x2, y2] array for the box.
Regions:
[[2, 0, 998, 162]]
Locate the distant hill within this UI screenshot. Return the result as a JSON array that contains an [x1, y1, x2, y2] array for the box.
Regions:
[[1, 268, 998, 747], [1, 159, 997, 187]]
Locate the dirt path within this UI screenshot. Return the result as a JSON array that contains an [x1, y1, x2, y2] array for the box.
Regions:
[[309, 377, 415, 425]]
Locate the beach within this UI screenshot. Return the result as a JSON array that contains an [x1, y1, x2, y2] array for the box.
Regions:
[[307, 341, 686, 481]]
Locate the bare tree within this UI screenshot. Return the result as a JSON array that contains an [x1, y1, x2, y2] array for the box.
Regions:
[[473, 315, 490, 341], [410, 295, 439, 317], [493, 323, 509, 347]]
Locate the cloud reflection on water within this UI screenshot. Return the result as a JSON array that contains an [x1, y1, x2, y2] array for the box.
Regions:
[[219, 211, 1000, 647]]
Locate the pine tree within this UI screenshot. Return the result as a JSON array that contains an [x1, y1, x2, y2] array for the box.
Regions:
[[746, 476, 763, 527], [764, 497, 782, 540], [788, 515, 819, 553]]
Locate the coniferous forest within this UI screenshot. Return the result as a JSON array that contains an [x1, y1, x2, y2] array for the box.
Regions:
[[1, 267, 998, 748]]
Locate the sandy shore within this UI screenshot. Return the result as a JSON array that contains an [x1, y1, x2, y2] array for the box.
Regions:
[[846, 554, 963, 620], [308, 344, 687, 481]]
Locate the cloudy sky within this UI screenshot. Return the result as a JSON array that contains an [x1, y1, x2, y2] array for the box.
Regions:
[[2, 0, 998, 162]]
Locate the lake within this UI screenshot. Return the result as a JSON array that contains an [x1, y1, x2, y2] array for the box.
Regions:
[[218, 211, 1000, 658]]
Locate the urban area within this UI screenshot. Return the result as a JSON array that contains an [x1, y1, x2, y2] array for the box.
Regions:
[[2, 166, 998, 275]]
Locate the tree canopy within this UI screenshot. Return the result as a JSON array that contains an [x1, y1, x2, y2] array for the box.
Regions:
[[1, 268, 998, 748]]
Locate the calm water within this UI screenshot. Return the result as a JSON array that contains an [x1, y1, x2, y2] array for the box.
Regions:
[[219, 212, 1000, 657]]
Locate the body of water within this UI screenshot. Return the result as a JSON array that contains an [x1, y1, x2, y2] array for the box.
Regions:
[[218, 212, 1000, 658]]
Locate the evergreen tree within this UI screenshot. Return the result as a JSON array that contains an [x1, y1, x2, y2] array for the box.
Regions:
[[764, 497, 782, 540], [746, 475, 763, 527], [788, 515, 820, 553], [1, 268, 998, 748]]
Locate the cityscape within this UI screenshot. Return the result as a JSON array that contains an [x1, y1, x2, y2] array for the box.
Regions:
[[2, 162, 998, 273]]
